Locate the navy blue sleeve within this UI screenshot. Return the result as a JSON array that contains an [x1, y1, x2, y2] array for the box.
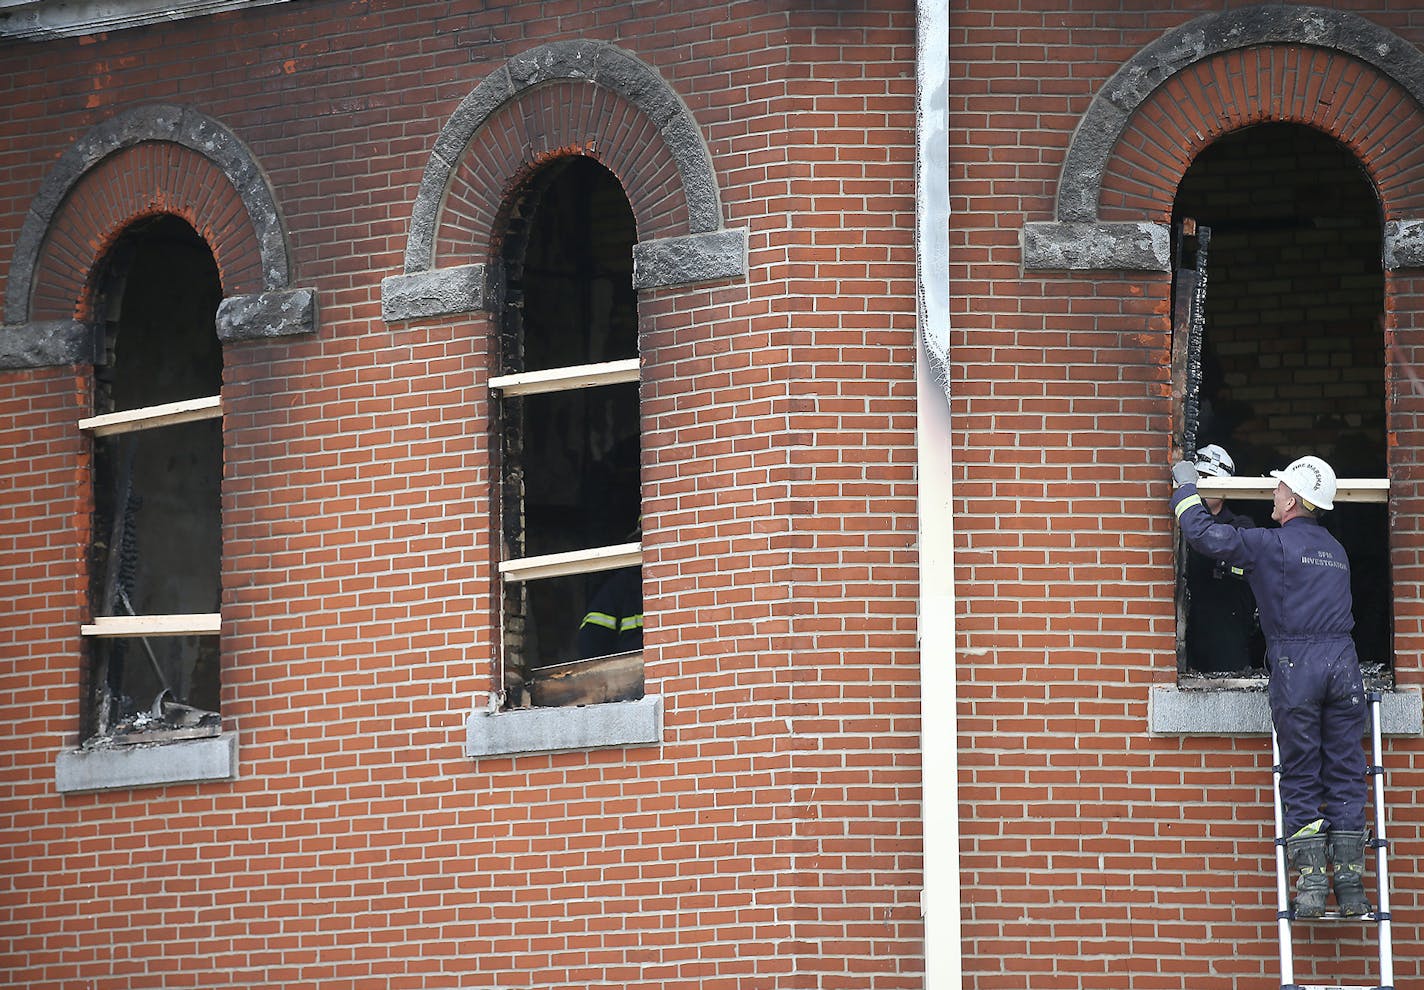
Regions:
[[1171, 486, 1269, 571]]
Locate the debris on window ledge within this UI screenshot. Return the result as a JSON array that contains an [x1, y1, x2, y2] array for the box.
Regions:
[[1178, 661, 1392, 692], [525, 650, 643, 709], [85, 689, 220, 748]]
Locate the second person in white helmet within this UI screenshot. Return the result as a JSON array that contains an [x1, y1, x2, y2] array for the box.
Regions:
[[1181, 444, 1260, 674]]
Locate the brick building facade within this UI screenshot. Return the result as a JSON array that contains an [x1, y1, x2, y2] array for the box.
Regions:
[[957, 4, 1424, 989], [0, 1, 926, 987], [9, 1, 1424, 988]]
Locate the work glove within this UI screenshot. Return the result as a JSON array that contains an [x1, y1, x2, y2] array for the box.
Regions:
[[1171, 460, 1199, 487]]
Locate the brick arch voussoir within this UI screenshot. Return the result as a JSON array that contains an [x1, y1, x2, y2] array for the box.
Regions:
[[1057, 4, 1424, 224], [404, 39, 722, 274], [31, 142, 265, 322], [1098, 45, 1424, 223], [5, 103, 293, 326], [434, 79, 686, 265]]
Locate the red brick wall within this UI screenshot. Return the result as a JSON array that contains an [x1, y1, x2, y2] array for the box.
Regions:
[[955, 5, 1424, 989], [0, 368, 88, 763], [0, 1, 922, 988]]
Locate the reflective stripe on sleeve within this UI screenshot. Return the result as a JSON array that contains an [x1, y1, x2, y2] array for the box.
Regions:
[[1173, 493, 1203, 518], [581, 611, 618, 631]]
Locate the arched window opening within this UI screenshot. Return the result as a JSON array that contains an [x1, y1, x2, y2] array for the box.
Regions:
[[493, 157, 643, 709], [1172, 122, 1390, 683], [82, 214, 224, 741]]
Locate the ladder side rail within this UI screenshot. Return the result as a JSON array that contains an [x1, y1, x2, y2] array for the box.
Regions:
[[1368, 692, 1394, 990], [1273, 727, 1297, 989]]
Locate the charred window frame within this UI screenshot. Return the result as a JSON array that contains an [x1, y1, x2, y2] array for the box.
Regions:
[[493, 157, 644, 711], [80, 215, 224, 744], [1171, 124, 1392, 689]]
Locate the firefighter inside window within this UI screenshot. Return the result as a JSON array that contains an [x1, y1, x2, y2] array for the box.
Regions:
[[576, 517, 643, 660], [1182, 444, 1264, 674]]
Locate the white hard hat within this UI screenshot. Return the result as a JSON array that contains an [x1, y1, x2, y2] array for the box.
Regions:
[[1270, 455, 1337, 511], [1193, 444, 1235, 479]]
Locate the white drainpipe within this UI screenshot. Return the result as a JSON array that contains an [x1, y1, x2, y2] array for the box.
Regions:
[[915, 0, 958, 987]]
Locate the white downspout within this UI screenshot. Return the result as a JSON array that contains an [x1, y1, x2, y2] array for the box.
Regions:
[[915, 1, 958, 987]]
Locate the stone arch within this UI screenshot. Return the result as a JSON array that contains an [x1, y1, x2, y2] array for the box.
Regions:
[[1023, 5, 1424, 271], [384, 40, 745, 322], [29, 142, 267, 323], [1058, 4, 1424, 223], [1098, 47, 1424, 223], [1, 104, 312, 367]]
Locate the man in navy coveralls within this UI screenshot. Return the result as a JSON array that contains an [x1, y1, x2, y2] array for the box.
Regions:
[[1171, 454, 1370, 918]]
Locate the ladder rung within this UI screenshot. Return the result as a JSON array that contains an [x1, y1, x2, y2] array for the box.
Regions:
[[1291, 985, 1386, 990], [1292, 910, 1380, 922]]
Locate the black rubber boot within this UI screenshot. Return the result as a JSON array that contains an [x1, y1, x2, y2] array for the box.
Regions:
[[1327, 829, 1372, 917], [1287, 834, 1330, 918]]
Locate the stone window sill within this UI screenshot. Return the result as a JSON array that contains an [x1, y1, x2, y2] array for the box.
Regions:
[[55, 732, 238, 793], [465, 695, 662, 758], [1149, 684, 1423, 736]]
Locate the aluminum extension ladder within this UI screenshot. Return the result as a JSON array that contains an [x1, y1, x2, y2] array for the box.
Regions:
[[1272, 691, 1395, 990]]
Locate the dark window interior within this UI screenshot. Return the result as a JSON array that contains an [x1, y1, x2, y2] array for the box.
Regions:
[[1173, 122, 1390, 680], [497, 157, 642, 707], [87, 214, 223, 739]]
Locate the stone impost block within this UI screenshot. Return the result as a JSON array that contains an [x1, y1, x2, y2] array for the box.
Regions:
[[0, 320, 94, 368], [382, 264, 490, 322], [632, 229, 747, 290], [1384, 219, 1424, 270], [1021, 220, 1171, 272], [216, 288, 317, 342]]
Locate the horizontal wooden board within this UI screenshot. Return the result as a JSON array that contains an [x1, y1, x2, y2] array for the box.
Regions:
[[1195, 476, 1389, 503], [500, 542, 641, 582], [81, 613, 222, 637], [78, 395, 222, 436], [488, 358, 639, 397]]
